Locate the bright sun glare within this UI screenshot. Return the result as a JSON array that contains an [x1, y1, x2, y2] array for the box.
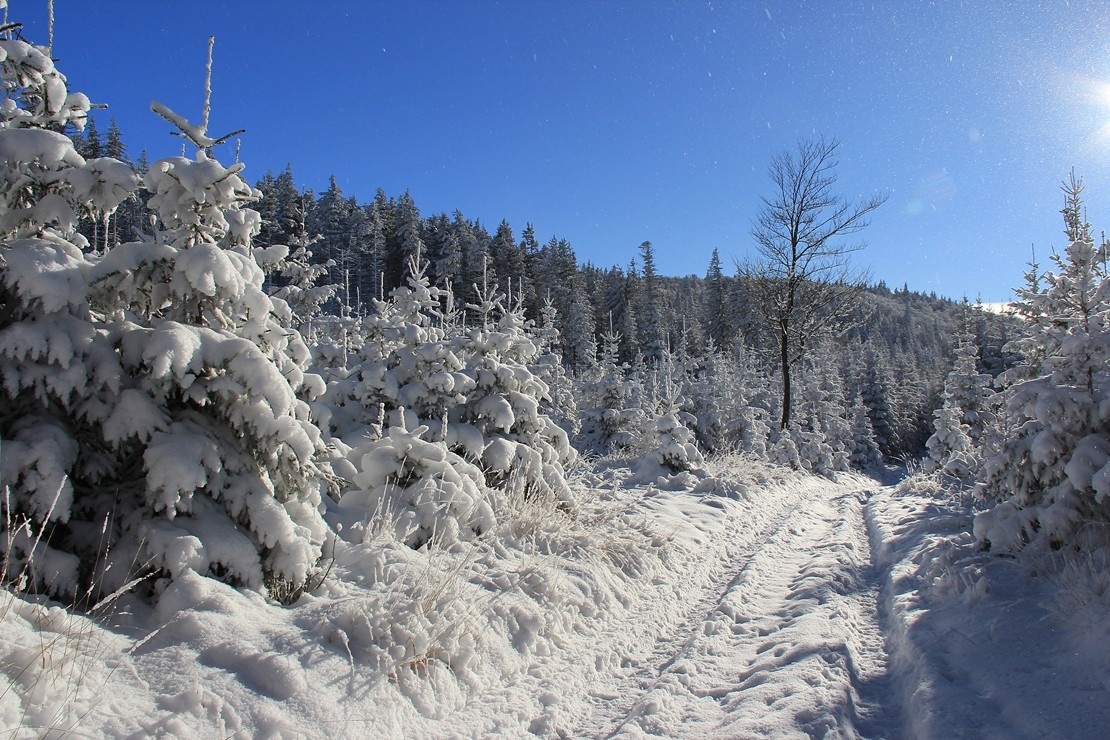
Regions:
[[1079, 76, 1110, 151]]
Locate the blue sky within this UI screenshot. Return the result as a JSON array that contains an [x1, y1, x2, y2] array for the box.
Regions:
[[22, 1, 1110, 302]]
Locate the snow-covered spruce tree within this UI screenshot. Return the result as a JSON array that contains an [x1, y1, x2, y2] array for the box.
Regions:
[[3, 30, 329, 598], [94, 69, 326, 592], [924, 404, 976, 481], [578, 325, 646, 453], [305, 174, 353, 299], [342, 416, 495, 550], [816, 356, 854, 471], [253, 184, 340, 336], [0, 28, 128, 598], [635, 240, 665, 363], [341, 253, 471, 442], [725, 344, 773, 457], [339, 254, 579, 547], [630, 412, 706, 484], [267, 236, 340, 332], [858, 353, 899, 459], [683, 338, 728, 453], [849, 390, 882, 471], [94, 137, 330, 591], [703, 248, 732, 349], [251, 174, 343, 454], [998, 249, 1049, 386], [300, 221, 372, 438], [563, 278, 598, 372], [789, 352, 851, 476], [768, 427, 803, 469], [923, 302, 995, 480], [454, 270, 577, 507], [976, 226, 1110, 552], [946, 303, 997, 446], [336, 256, 484, 549], [684, 340, 772, 457], [527, 294, 578, 438]]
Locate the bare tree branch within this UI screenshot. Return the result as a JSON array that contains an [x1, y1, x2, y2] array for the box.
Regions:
[[738, 136, 886, 429]]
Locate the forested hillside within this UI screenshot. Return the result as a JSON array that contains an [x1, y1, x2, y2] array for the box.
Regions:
[[70, 123, 1019, 465]]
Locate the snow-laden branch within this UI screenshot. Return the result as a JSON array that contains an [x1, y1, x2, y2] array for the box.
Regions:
[[150, 100, 244, 151]]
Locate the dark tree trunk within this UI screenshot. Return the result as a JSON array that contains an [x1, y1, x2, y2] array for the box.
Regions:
[[780, 318, 791, 429]]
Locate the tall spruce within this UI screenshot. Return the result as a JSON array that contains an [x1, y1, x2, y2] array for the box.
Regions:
[[637, 240, 665, 363], [703, 248, 730, 348]]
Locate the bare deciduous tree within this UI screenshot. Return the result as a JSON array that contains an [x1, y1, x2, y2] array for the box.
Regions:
[[740, 137, 886, 429]]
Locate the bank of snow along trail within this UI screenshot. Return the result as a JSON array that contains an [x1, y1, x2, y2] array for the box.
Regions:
[[574, 468, 900, 739]]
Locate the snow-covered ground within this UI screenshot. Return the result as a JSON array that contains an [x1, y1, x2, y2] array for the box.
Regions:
[[3, 459, 1108, 738], [870, 476, 1110, 739]]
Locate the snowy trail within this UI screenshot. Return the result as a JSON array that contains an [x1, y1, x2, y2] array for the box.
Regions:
[[577, 478, 902, 739], [11, 464, 1110, 739]]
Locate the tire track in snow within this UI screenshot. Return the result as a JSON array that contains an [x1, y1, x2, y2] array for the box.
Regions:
[[578, 478, 903, 739], [572, 477, 826, 736]]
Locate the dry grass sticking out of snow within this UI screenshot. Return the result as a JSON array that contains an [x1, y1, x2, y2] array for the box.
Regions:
[[1, 593, 132, 736], [0, 515, 156, 737], [1044, 542, 1110, 651]]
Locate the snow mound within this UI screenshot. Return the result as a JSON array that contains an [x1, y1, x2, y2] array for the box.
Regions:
[[867, 474, 1110, 738]]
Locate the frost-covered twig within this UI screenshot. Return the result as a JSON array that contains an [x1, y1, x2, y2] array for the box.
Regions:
[[202, 35, 213, 132]]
